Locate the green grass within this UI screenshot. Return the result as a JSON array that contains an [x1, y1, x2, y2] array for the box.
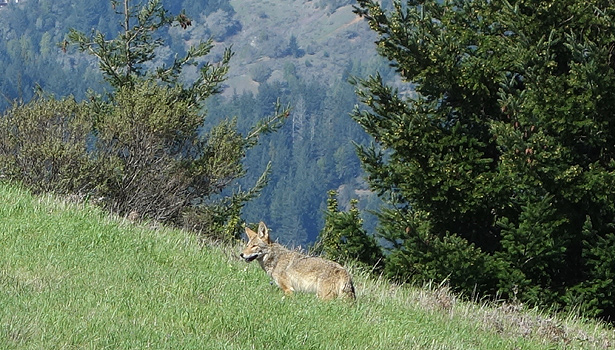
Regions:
[[1, 183, 613, 349]]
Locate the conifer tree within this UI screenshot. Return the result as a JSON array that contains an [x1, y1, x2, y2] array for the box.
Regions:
[[67, 0, 289, 239], [315, 190, 383, 269], [353, 0, 615, 319]]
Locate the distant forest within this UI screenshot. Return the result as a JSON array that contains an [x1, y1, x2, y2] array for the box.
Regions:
[[0, 0, 394, 244], [0, 0, 239, 108]]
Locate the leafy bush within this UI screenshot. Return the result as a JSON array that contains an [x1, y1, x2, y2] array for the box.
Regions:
[[90, 82, 243, 224], [0, 95, 106, 197]]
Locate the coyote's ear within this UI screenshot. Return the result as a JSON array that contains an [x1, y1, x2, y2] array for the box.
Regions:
[[245, 226, 257, 240], [258, 221, 270, 243]]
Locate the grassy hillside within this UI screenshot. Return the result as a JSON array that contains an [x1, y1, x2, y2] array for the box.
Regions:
[[1, 183, 613, 349]]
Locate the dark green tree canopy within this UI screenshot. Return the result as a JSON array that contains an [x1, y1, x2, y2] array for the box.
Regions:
[[353, 0, 615, 320]]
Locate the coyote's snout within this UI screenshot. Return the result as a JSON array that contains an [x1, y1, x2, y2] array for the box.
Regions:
[[240, 222, 356, 300]]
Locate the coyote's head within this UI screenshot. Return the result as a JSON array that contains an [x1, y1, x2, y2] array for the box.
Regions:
[[240, 221, 271, 263]]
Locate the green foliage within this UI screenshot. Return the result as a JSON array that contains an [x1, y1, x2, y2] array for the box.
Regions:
[[0, 0, 288, 241], [314, 190, 383, 270], [378, 207, 501, 295], [91, 81, 243, 224], [287, 35, 305, 58], [0, 94, 105, 196], [0, 0, 109, 111], [203, 9, 242, 41], [0, 0, 235, 112], [0, 0, 387, 244], [249, 65, 273, 84], [573, 217, 615, 318], [353, 0, 615, 319]]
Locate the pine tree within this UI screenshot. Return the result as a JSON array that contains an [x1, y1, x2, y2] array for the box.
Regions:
[[353, 0, 615, 319], [315, 190, 383, 270]]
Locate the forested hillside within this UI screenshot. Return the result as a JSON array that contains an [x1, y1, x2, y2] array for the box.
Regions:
[[0, 0, 394, 244], [200, 0, 399, 244], [0, 0, 238, 108]]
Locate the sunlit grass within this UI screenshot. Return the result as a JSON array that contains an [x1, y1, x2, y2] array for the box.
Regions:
[[1, 183, 613, 349]]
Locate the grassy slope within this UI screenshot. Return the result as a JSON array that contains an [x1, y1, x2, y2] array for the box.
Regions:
[[1, 183, 613, 349]]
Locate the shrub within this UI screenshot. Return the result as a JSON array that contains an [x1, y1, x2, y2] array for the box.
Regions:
[[0, 95, 107, 197]]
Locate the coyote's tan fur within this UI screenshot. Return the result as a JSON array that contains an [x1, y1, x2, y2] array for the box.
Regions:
[[240, 222, 355, 300]]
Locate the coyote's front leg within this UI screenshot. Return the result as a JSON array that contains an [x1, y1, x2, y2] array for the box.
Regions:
[[274, 275, 294, 296]]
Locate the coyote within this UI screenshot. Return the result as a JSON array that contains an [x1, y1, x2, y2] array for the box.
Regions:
[[240, 222, 356, 300]]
